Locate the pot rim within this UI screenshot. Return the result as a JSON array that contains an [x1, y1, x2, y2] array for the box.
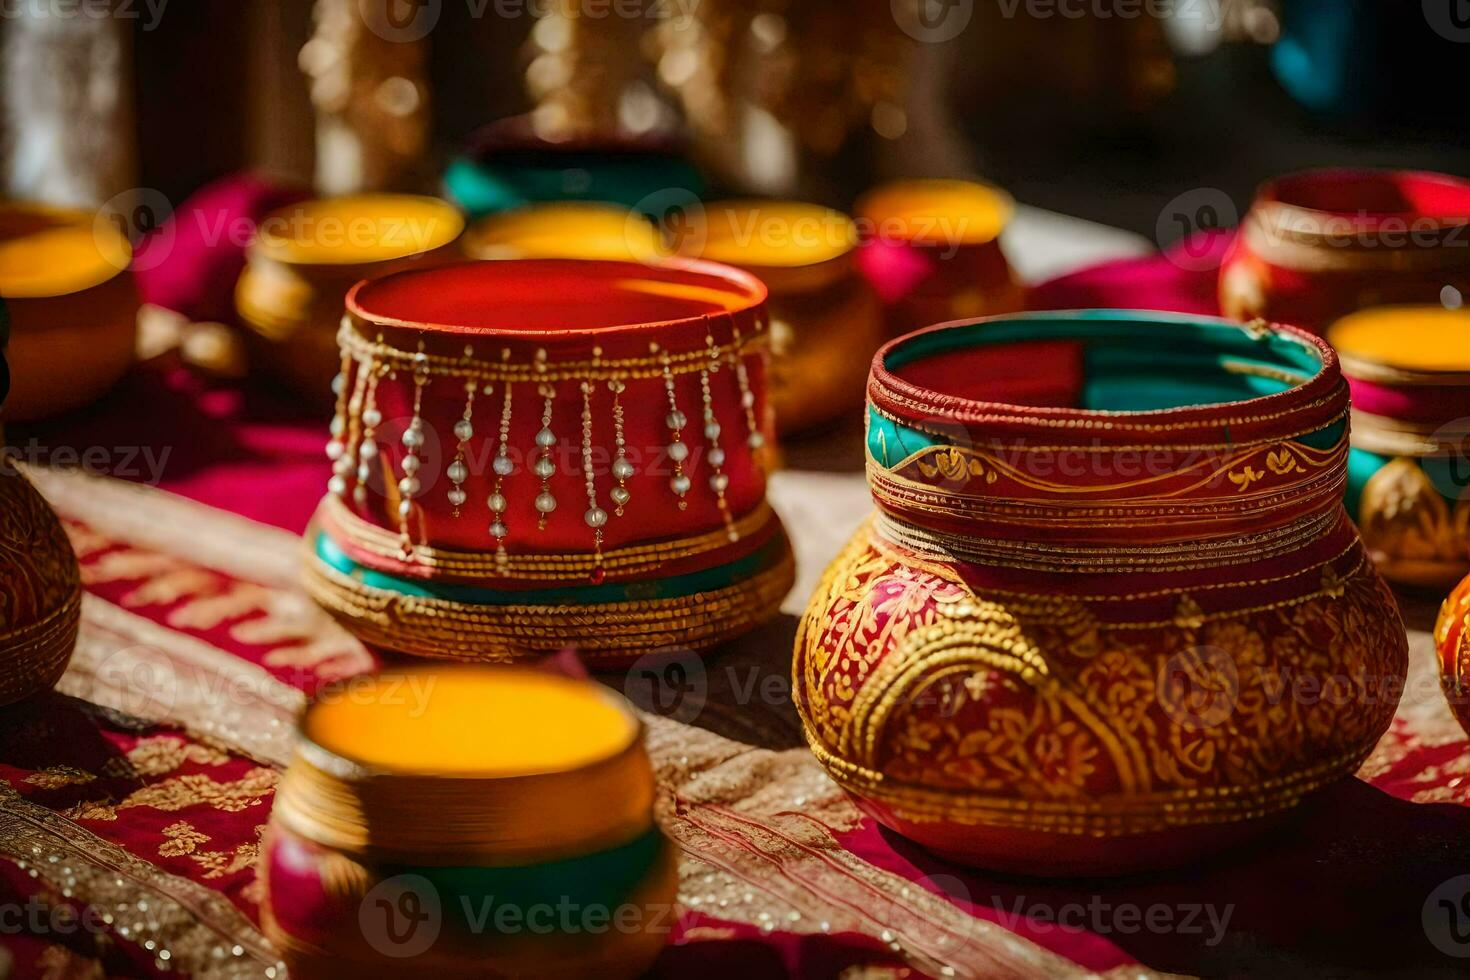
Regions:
[[869, 309, 1342, 444], [346, 256, 768, 340], [1250, 167, 1470, 234]]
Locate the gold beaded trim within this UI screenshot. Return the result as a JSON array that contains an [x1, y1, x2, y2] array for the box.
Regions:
[[302, 540, 795, 663], [338, 319, 768, 384], [319, 494, 778, 581]]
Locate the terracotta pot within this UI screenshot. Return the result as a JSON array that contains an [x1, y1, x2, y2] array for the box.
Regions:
[[235, 195, 464, 399], [794, 309, 1407, 875], [1220, 168, 1470, 334], [303, 258, 793, 665], [0, 203, 137, 422]]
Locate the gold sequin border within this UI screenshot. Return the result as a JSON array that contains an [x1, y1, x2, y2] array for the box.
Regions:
[[302, 541, 795, 663], [339, 319, 769, 384]]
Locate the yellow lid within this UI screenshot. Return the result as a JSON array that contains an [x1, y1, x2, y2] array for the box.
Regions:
[[304, 666, 639, 777], [464, 202, 662, 262], [676, 200, 856, 269], [255, 194, 463, 266], [0, 204, 131, 298], [1328, 305, 1470, 375], [856, 178, 1013, 247]]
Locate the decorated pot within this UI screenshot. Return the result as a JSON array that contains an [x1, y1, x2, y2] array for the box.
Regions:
[[1330, 306, 1470, 589], [235, 194, 464, 399], [263, 666, 677, 978], [1220, 168, 1470, 334], [303, 258, 793, 665], [794, 309, 1407, 875], [675, 200, 884, 435], [0, 202, 137, 422], [854, 179, 1023, 340], [0, 302, 82, 705]]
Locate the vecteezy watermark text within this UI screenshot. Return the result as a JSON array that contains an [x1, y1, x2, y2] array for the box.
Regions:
[[1, 440, 171, 485], [0, 0, 168, 30], [993, 895, 1235, 946]]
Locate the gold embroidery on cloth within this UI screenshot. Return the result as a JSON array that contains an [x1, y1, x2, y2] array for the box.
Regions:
[[643, 715, 1108, 980], [0, 786, 282, 978]]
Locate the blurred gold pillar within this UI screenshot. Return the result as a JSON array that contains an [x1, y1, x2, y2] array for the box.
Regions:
[[300, 0, 433, 195]]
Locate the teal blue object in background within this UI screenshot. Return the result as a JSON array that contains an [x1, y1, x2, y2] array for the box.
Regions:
[[444, 126, 705, 220], [1272, 0, 1375, 116], [1345, 446, 1391, 520]]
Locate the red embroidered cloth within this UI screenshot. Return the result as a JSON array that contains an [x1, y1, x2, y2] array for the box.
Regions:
[[3, 221, 1469, 978]]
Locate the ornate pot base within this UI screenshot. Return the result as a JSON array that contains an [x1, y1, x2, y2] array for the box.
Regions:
[[798, 522, 1401, 875], [303, 519, 795, 667]]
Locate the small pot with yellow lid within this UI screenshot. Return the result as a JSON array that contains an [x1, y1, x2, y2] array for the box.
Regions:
[[235, 194, 464, 399], [673, 200, 883, 435], [262, 665, 676, 979], [1332, 305, 1470, 588], [0, 202, 138, 422]]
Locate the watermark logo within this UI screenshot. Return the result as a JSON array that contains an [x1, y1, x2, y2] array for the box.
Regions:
[[1157, 644, 1239, 730], [1157, 187, 1238, 271], [623, 647, 708, 724], [992, 895, 1234, 946], [630, 187, 703, 265], [1424, 874, 1470, 957], [893, 0, 974, 42], [1424, 0, 1470, 42], [92, 644, 181, 719], [362, 0, 442, 42], [95, 187, 175, 274], [1416, 418, 1470, 503], [360, 875, 443, 958]]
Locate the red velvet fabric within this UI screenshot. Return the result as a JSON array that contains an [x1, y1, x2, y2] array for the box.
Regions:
[[133, 173, 308, 324]]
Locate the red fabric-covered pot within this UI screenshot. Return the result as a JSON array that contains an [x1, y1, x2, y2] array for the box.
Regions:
[[794, 310, 1407, 875], [1220, 168, 1470, 334], [304, 258, 794, 665]]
